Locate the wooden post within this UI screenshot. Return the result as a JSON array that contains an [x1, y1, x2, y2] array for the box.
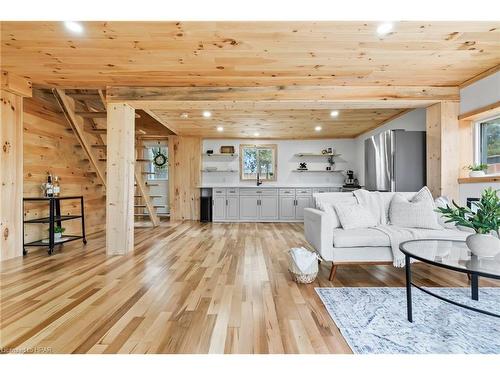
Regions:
[[0, 71, 32, 260], [426, 101, 460, 200], [106, 103, 135, 255]]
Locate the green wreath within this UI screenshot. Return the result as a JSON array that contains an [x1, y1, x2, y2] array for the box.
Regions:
[[152, 148, 168, 170]]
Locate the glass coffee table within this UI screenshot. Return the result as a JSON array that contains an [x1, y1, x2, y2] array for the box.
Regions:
[[399, 239, 500, 322]]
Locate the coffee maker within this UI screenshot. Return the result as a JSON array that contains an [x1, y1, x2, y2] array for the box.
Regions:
[[343, 170, 359, 188]]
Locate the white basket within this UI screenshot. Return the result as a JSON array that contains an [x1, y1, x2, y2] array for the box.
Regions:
[[287, 250, 318, 284]]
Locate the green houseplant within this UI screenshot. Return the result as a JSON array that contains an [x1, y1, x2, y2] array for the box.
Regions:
[[48, 226, 66, 240], [435, 188, 500, 256], [466, 163, 488, 177]]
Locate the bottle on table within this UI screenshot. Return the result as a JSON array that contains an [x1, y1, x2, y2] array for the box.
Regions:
[[46, 174, 54, 198]]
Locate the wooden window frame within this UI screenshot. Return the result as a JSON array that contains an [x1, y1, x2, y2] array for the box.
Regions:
[[239, 144, 278, 181]]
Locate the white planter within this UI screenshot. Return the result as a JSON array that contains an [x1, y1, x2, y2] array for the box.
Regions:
[[469, 170, 486, 178], [55, 232, 62, 240], [466, 234, 500, 257]]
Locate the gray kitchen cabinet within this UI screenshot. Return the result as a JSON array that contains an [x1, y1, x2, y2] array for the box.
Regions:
[[226, 196, 239, 220], [259, 196, 279, 220], [213, 196, 226, 221], [295, 196, 313, 220], [279, 196, 296, 220], [239, 196, 259, 221]]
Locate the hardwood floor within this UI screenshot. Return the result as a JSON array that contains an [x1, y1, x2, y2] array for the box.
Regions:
[[1, 222, 498, 354]]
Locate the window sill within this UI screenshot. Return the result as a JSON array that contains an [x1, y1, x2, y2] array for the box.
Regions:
[[458, 175, 500, 184]]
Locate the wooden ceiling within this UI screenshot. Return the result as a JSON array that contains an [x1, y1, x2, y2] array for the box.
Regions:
[[1, 21, 499, 88], [150, 108, 406, 138]]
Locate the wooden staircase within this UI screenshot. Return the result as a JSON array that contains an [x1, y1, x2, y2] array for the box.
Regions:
[[53, 88, 166, 227]]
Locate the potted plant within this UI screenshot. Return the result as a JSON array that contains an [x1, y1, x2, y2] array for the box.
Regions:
[[435, 188, 500, 257], [466, 163, 488, 177], [49, 226, 66, 240]]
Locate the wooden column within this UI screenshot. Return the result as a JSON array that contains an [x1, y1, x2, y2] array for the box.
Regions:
[[426, 101, 460, 200], [106, 103, 135, 255], [0, 71, 32, 260]]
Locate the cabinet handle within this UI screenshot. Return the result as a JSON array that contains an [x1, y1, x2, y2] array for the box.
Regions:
[[226, 199, 228, 206]]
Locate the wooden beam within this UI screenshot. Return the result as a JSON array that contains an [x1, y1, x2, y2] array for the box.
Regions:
[[106, 103, 136, 255], [143, 109, 177, 134], [53, 89, 107, 187], [76, 111, 140, 119], [0, 90, 24, 260], [107, 85, 459, 102], [426, 101, 460, 200], [1, 71, 32, 98], [459, 64, 500, 89]]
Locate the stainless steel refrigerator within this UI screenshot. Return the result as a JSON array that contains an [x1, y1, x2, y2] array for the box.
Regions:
[[364, 129, 426, 192]]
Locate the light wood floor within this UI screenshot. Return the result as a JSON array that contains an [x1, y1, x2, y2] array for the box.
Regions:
[[1, 222, 498, 354]]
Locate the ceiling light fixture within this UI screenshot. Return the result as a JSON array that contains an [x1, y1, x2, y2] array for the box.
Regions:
[[315, 126, 322, 132], [202, 110, 212, 118], [180, 112, 189, 119], [330, 110, 339, 118], [376, 22, 393, 36], [64, 21, 84, 34], [217, 126, 224, 132], [254, 132, 260, 137]]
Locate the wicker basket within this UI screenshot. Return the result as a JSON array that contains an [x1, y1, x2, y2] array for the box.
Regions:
[[287, 250, 318, 284]]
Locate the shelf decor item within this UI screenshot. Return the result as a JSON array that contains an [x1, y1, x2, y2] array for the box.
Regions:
[[152, 148, 168, 170], [298, 162, 307, 170], [206, 149, 214, 155], [220, 146, 235, 154], [51, 226, 66, 240], [435, 187, 500, 257], [466, 163, 488, 177]]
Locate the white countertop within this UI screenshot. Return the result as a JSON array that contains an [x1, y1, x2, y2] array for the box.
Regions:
[[198, 183, 343, 188]]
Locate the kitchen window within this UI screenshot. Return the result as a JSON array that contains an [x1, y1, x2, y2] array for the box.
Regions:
[[477, 116, 500, 174], [240, 144, 277, 181]]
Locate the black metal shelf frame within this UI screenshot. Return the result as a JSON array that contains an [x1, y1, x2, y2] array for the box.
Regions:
[[23, 196, 87, 256]]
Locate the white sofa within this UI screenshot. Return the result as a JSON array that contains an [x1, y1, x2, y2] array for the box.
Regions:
[[304, 191, 469, 280]]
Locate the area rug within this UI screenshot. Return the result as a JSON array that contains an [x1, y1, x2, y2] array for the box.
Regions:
[[315, 287, 500, 354]]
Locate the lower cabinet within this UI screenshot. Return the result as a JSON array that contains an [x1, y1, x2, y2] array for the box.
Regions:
[[213, 194, 240, 221], [295, 196, 313, 220], [239, 196, 259, 220], [278, 195, 313, 220], [259, 196, 279, 220], [239, 195, 278, 221]]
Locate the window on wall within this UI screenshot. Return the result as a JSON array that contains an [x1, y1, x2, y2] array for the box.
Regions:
[[145, 145, 168, 180], [240, 144, 277, 181], [478, 116, 500, 174]]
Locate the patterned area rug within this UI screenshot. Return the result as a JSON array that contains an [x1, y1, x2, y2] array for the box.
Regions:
[[315, 287, 500, 354]]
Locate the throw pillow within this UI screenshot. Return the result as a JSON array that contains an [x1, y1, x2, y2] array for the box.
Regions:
[[389, 186, 442, 229], [333, 203, 378, 230], [316, 201, 341, 228]]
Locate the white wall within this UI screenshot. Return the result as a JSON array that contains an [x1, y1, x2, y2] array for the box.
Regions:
[[459, 182, 500, 205], [201, 138, 357, 186], [460, 71, 500, 114], [354, 108, 427, 185]]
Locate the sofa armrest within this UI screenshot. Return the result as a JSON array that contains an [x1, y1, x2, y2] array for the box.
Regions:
[[304, 208, 333, 261]]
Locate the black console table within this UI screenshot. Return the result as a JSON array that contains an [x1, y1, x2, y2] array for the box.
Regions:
[[23, 196, 87, 255]]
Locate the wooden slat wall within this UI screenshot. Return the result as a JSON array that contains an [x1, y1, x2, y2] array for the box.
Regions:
[[23, 93, 106, 245], [168, 136, 201, 221]]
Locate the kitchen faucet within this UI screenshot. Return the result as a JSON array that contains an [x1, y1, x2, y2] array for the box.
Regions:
[[256, 172, 263, 186]]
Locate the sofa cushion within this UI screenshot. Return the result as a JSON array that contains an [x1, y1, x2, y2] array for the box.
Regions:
[[332, 226, 469, 248], [314, 192, 357, 229], [389, 187, 442, 229], [333, 228, 390, 247]]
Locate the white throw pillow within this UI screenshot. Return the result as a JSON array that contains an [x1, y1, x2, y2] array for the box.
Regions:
[[333, 203, 378, 229], [316, 201, 341, 228], [434, 196, 457, 229], [389, 187, 442, 229]]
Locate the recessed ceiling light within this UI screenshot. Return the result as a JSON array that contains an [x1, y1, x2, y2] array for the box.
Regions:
[[202, 110, 212, 118], [217, 126, 224, 132], [330, 110, 339, 118], [376, 22, 393, 36], [254, 132, 260, 137], [180, 112, 189, 119], [315, 126, 322, 132], [64, 21, 84, 34]]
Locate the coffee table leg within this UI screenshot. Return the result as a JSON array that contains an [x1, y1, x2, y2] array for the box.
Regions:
[[405, 254, 413, 322], [471, 274, 479, 301]]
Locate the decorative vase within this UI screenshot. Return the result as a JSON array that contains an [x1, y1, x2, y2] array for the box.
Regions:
[[466, 234, 500, 257], [469, 170, 486, 178]]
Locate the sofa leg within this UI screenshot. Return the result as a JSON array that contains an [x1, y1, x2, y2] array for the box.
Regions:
[[329, 264, 338, 281]]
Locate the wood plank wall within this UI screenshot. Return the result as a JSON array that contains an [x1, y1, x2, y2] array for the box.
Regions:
[[168, 136, 201, 221], [23, 93, 106, 245]]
